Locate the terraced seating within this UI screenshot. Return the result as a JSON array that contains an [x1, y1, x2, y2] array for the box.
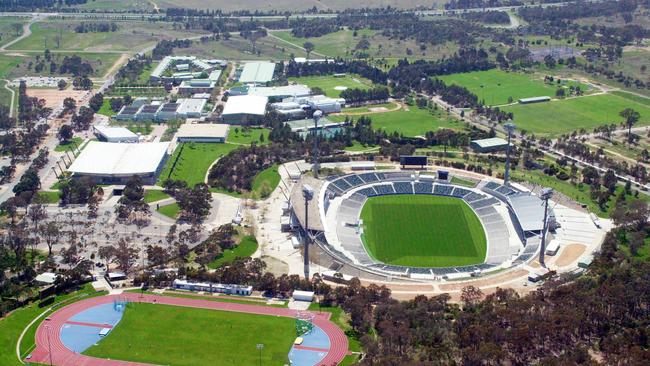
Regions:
[[393, 181, 414, 194], [484, 181, 500, 190], [495, 185, 516, 195], [408, 267, 432, 275], [375, 172, 386, 180], [470, 197, 499, 210], [356, 187, 378, 197], [414, 182, 433, 194], [383, 172, 411, 181], [374, 184, 395, 195], [344, 174, 364, 187], [463, 192, 485, 202], [358, 173, 379, 183], [451, 187, 470, 198], [348, 193, 367, 203], [332, 178, 352, 191], [433, 184, 454, 196]]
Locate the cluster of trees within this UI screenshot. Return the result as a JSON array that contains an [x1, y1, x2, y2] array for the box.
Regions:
[[152, 39, 192, 60], [192, 224, 238, 267], [29, 52, 95, 77], [59, 177, 100, 205], [74, 22, 119, 33], [115, 176, 150, 224], [0, 0, 87, 11], [161, 180, 213, 223], [18, 81, 51, 125], [388, 48, 495, 90], [71, 106, 95, 131], [339, 86, 389, 104], [285, 58, 388, 85], [445, 0, 523, 9], [72, 76, 93, 90], [290, 18, 340, 38], [461, 10, 511, 24], [518, 0, 644, 22]]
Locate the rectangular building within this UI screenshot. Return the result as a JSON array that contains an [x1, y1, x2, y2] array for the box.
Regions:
[[470, 137, 509, 153], [221, 95, 268, 125], [93, 125, 139, 143], [239, 62, 275, 84], [176, 123, 229, 143]]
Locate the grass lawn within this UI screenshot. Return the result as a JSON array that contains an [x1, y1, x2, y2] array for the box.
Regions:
[[226, 127, 270, 145], [610, 91, 650, 106], [54, 137, 83, 152], [360, 195, 486, 267], [84, 303, 295, 366], [156, 203, 179, 219], [0, 284, 103, 366], [341, 102, 395, 113], [451, 176, 477, 188], [251, 164, 281, 197], [208, 236, 259, 268], [158, 142, 239, 186], [96, 98, 119, 116], [288, 74, 372, 98], [344, 141, 379, 152], [502, 93, 650, 136], [176, 33, 306, 61], [35, 190, 59, 204], [0, 17, 27, 48], [144, 190, 170, 203], [332, 106, 464, 136], [439, 69, 590, 106]]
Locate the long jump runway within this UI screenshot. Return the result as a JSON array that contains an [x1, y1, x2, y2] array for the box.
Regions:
[[27, 293, 349, 366]]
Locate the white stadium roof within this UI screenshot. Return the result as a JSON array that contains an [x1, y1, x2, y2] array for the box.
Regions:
[[222, 95, 268, 116], [239, 62, 275, 83], [68, 141, 170, 177]]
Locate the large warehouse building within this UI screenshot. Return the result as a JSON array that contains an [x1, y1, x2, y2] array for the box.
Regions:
[[238, 62, 275, 84], [470, 137, 509, 153], [221, 95, 268, 125], [67, 141, 171, 184], [93, 126, 139, 143], [176, 124, 229, 143]]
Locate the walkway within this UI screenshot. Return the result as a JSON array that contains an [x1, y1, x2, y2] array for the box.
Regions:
[[27, 293, 348, 366]]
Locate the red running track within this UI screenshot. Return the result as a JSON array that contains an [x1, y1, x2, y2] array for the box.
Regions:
[[28, 292, 349, 366]]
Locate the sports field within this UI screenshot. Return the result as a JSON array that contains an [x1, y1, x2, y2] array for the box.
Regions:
[[331, 106, 464, 136], [83, 303, 295, 366], [439, 69, 590, 106], [360, 195, 486, 267], [502, 93, 650, 135], [288, 74, 372, 98]]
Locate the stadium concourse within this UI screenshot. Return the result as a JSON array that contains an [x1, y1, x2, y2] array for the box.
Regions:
[[27, 293, 348, 366], [275, 160, 611, 299]]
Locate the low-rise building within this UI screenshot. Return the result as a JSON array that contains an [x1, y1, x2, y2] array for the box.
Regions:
[[470, 137, 509, 153], [238, 61, 276, 84], [221, 95, 268, 125], [176, 123, 229, 143], [172, 279, 253, 296], [93, 125, 139, 143]]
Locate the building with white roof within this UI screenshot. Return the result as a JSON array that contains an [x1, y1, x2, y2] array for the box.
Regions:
[[67, 141, 171, 184], [470, 137, 509, 153], [176, 98, 208, 118], [178, 79, 216, 95], [34, 272, 58, 285], [247, 84, 311, 102], [221, 95, 268, 125], [93, 125, 139, 143], [238, 62, 275, 84], [150, 56, 218, 83], [176, 123, 229, 143]]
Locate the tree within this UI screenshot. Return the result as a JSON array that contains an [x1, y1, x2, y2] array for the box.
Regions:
[[11, 23, 22, 36], [27, 203, 47, 232], [57, 79, 67, 90], [97, 245, 115, 270], [116, 176, 149, 222], [40, 221, 61, 256], [88, 93, 103, 112], [146, 245, 169, 268], [303, 41, 315, 59], [259, 181, 272, 199], [619, 108, 640, 144], [63, 97, 76, 113], [602, 169, 618, 193], [113, 239, 138, 274], [57, 124, 74, 143]]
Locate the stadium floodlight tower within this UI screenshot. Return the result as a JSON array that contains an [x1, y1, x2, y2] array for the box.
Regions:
[[302, 184, 315, 280], [312, 110, 323, 178], [504, 122, 516, 187], [539, 187, 554, 268]]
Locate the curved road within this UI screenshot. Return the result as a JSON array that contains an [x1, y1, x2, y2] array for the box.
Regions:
[[27, 293, 349, 366]]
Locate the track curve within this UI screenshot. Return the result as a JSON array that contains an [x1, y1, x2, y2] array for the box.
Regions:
[[27, 293, 348, 366]]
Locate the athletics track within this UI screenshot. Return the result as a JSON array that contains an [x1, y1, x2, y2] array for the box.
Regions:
[[27, 292, 348, 366]]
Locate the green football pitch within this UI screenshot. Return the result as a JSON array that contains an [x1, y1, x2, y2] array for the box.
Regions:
[[360, 195, 487, 267], [83, 303, 295, 366]]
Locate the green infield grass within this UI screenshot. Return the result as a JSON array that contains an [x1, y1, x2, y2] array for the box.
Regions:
[[54, 137, 83, 152], [288, 74, 372, 98], [158, 142, 238, 187], [360, 195, 486, 267], [331, 106, 464, 136], [439, 69, 590, 106], [83, 303, 295, 366], [502, 93, 650, 136]]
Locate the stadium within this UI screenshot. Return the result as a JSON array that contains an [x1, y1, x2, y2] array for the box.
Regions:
[[290, 166, 551, 281]]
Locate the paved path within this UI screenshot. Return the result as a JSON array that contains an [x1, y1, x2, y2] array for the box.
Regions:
[[28, 293, 348, 366]]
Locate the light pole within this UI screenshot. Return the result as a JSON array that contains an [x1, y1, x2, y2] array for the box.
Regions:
[[302, 184, 314, 280], [256, 343, 264, 366], [504, 122, 516, 187], [45, 324, 53, 366], [312, 110, 323, 178], [539, 188, 554, 268]]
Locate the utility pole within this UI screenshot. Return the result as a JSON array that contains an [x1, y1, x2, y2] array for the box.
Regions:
[[312, 110, 322, 178], [302, 184, 314, 280], [256, 343, 264, 366], [539, 188, 554, 268], [504, 122, 516, 187]]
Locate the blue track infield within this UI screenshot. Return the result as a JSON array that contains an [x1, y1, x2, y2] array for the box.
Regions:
[[60, 303, 125, 353]]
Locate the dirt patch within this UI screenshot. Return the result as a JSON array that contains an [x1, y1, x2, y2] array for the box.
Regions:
[[28, 88, 89, 110], [439, 269, 529, 292], [555, 244, 587, 267], [368, 107, 388, 112], [360, 280, 435, 292], [261, 255, 289, 276]]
